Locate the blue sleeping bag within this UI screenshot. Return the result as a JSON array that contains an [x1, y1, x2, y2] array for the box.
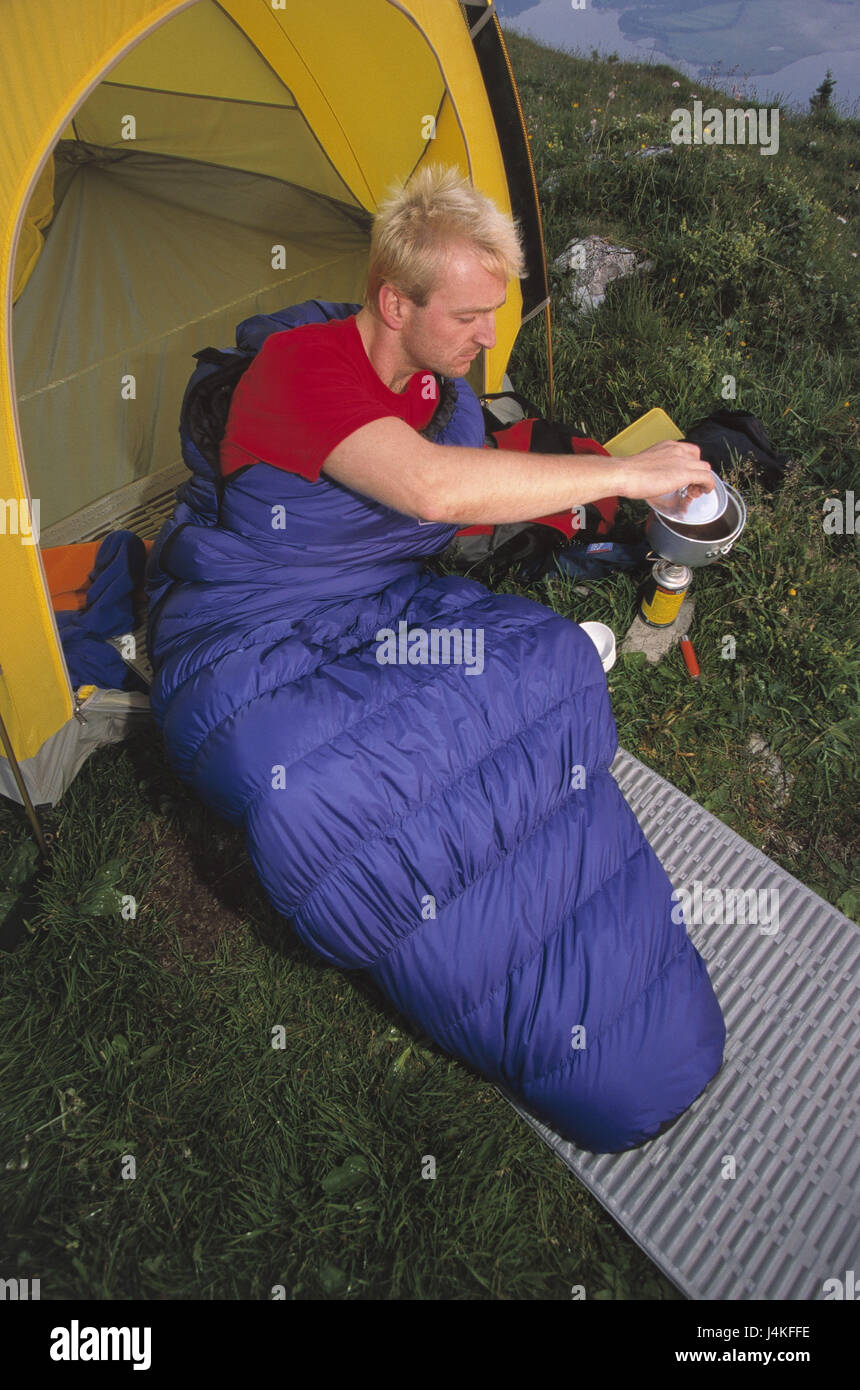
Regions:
[[145, 300, 725, 1153]]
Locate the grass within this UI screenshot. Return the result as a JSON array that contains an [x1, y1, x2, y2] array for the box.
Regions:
[[0, 724, 676, 1300], [1, 32, 858, 1300], [498, 32, 859, 912]]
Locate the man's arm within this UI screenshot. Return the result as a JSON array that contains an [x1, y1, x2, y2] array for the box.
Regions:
[[321, 417, 714, 525]]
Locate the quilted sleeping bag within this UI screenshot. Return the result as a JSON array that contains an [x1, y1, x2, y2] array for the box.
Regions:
[[145, 300, 725, 1153]]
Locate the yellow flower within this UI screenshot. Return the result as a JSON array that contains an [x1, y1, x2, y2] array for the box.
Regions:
[[679, 291, 685, 298], [573, 102, 579, 108], [788, 588, 797, 596], [671, 276, 676, 282], [845, 400, 851, 407], [740, 340, 747, 346]]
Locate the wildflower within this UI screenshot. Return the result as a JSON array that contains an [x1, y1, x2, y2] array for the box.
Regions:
[[679, 291, 685, 298], [788, 588, 797, 596], [572, 102, 579, 108], [845, 401, 851, 407], [672, 81, 680, 88], [740, 340, 747, 346], [671, 276, 676, 282]]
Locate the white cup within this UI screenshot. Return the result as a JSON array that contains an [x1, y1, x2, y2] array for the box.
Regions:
[[578, 621, 617, 673]]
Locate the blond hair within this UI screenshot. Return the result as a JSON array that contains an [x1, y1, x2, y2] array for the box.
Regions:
[[364, 164, 526, 312]]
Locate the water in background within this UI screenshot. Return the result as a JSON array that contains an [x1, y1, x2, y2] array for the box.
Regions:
[[496, 0, 860, 114]]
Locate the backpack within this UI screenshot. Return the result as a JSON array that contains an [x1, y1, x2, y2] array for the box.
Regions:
[[683, 409, 790, 489], [443, 393, 621, 583]]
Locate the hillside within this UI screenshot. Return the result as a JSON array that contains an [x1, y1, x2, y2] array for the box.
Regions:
[[495, 31, 859, 916]]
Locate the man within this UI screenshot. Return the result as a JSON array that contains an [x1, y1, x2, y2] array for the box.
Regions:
[[148, 164, 726, 1155], [220, 164, 714, 521]]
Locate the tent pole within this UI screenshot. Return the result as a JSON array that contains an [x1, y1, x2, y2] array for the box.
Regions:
[[545, 301, 554, 418], [0, 686, 50, 857]]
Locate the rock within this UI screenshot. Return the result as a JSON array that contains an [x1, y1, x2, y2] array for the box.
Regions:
[[554, 234, 655, 314], [620, 595, 696, 664], [747, 734, 795, 808], [625, 144, 673, 160]]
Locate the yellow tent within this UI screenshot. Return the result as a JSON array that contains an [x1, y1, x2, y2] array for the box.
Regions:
[[0, 0, 549, 817]]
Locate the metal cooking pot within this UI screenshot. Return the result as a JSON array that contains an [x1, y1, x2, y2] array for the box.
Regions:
[[645, 479, 746, 567]]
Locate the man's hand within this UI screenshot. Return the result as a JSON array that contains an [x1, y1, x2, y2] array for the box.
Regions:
[[621, 441, 714, 506]]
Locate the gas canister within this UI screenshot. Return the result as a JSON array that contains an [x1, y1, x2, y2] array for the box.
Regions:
[[639, 560, 692, 627]]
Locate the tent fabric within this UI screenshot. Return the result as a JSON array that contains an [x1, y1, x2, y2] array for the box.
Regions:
[[143, 300, 726, 1152], [12, 154, 55, 305], [0, 693, 152, 811], [1, 0, 547, 802], [14, 143, 371, 531]]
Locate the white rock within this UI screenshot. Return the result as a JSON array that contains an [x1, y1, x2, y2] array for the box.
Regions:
[[747, 735, 795, 807], [554, 234, 654, 314]]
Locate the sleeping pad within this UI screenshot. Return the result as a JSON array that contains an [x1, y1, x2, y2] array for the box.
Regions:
[[145, 300, 726, 1153]]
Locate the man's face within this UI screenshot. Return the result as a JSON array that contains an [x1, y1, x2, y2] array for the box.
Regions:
[[398, 243, 507, 379]]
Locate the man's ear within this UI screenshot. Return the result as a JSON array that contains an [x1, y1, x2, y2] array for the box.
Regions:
[[377, 283, 409, 332]]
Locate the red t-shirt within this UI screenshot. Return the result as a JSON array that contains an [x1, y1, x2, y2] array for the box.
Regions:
[[219, 314, 440, 481]]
